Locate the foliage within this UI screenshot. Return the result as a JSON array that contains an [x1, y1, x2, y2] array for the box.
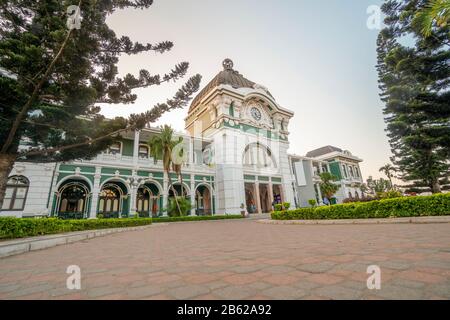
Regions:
[[318, 172, 340, 199], [366, 176, 392, 194], [376, 0, 450, 194], [274, 204, 283, 211], [308, 199, 317, 207], [152, 215, 243, 223], [148, 124, 186, 213], [271, 193, 450, 220], [166, 196, 191, 217], [412, 0, 450, 37], [379, 164, 396, 189], [379, 190, 403, 199], [0, 217, 152, 239], [273, 202, 291, 211], [342, 195, 377, 203]]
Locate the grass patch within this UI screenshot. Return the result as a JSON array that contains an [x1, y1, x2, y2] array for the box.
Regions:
[[0, 217, 152, 240], [152, 214, 244, 223], [271, 193, 450, 220]]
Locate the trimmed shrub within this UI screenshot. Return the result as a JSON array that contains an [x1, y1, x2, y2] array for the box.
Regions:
[[282, 202, 291, 210], [0, 217, 152, 240], [274, 204, 283, 211], [342, 195, 377, 203], [153, 214, 243, 223], [271, 193, 450, 220], [379, 190, 403, 199], [308, 199, 317, 207]]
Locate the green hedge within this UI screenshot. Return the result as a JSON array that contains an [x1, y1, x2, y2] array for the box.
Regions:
[[152, 214, 244, 223], [0, 217, 152, 240], [271, 193, 450, 220]]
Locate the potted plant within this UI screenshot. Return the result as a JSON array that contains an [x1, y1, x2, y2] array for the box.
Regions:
[[240, 203, 248, 217]]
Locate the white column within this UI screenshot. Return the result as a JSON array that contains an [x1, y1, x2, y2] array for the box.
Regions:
[[189, 136, 194, 165], [130, 186, 138, 217], [162, 172, 168, 216], [255, 182, 262, 214], [133, 130, 140, 168], [89, 166, 101, 219], [316, 183, 323, 205], [268, 182, 274, 211], [319, 162, 324, 174], [190, 174, 196, 216], [48, 164, 60, 216]]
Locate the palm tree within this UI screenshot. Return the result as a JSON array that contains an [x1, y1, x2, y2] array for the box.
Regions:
[[412, 0, 450, 38], [379, 164, 396, 190], [148, 125, 187, 216], [318, 172, 340, 203]]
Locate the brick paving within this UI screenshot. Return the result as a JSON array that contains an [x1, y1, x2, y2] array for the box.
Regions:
[[0, 219, 449, 300]]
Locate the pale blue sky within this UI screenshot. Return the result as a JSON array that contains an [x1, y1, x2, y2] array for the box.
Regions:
[[101, 0, 389, 179]]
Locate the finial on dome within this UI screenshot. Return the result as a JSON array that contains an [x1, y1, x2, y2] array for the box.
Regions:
[[222, 58, 234, 71]]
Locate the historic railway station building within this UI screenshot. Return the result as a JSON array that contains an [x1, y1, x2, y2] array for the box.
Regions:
[[1, 60, 364, 218]]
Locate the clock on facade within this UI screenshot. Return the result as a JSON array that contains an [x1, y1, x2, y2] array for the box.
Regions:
[[250, 107, 262, 121]]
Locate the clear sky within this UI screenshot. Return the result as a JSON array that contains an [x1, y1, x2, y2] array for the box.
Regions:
[[101, 0, 389, 180]]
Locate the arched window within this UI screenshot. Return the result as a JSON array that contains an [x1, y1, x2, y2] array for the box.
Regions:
[[349, 166, 354, 177], [243, 143, 276, 169], [354, 167, 360, 177], [138, 144, 149, 159], [106, 142, 121, 155], [98, 184, 122, 213], [137, 187, 151, 213], [348, 191, 353, 199], [2, 176, 29, 210], [58, 182, 89, 213], [355, 191, 360, 199], [342, 165, 348, 178]]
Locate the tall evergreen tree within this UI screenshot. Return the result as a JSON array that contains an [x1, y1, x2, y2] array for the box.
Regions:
[[376, 0, 450, 194], [0, 0, 201, 209]]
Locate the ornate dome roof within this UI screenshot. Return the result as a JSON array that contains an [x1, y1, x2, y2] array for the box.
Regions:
[[188, 59, 272, 112]]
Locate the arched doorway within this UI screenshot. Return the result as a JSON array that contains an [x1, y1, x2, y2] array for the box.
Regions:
[[137, 182, 161, 217], [56, 179, 91, 219], [167, 182, 190, 216], [98, 181, 128, 218], [195, 184, 212, 216]]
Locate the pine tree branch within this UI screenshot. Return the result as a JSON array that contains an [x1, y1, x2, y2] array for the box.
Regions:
[[18, 74, 201, 159], [1, 0, 82, 154]]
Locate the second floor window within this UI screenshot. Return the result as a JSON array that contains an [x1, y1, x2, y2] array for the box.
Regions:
[[139, 145, 149, 158], [342, 165, 348, 178], [106, 142, 121, 155]]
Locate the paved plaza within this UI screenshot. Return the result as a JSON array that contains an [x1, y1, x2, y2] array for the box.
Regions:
[[0, 219, 449, 300]]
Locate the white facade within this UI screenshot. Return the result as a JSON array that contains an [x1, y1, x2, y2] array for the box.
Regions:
[[1, 60, 364, 218]]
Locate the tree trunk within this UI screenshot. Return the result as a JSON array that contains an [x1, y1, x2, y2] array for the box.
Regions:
[[166, 171, 182, 216], [0, 154, 17, 211], [431, 179, 442, 194]]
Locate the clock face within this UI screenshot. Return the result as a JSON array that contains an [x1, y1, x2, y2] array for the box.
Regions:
[[250, 107, 262, 121]]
